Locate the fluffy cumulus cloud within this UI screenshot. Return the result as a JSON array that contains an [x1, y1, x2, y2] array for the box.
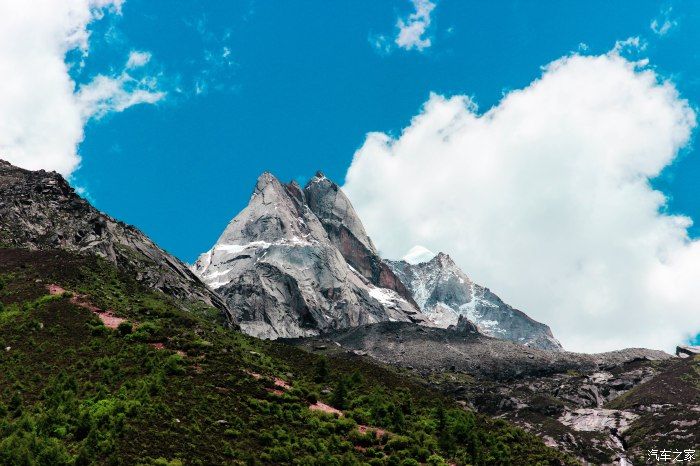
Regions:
[[344, 50, 699, 353], [0, 1, 163, 176], [395, 0, 436, 51]]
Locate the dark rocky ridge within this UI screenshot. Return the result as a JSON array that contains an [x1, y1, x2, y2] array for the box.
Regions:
[[0, 160, 230, 318], [388, 252, 562, 351], [191, 172, 426, 339], [290, 321, 666, 380]]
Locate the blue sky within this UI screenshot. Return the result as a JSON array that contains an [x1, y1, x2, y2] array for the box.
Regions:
[[67, 1, 700, 264], [3, 0, 700, 351]]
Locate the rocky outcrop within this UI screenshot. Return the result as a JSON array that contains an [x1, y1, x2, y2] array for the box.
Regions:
[[388, 252, 562, 351], [303, 172, 417, 306], [451, 315, 479, 334], [191, 172, 425, 339], [0, 160, 229, 317], [287, 322, 683, 465], [676, 345, 700, 358]]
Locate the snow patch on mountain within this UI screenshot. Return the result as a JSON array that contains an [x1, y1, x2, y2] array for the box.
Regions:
[[402, 245, 436, 265]]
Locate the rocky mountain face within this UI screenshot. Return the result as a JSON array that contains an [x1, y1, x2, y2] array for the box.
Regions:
[[288, 321, 667, 380], [191, 172, 425, 339], [388, 252, 562, 351], [0, 160, 229, 317], [303, 172, 417, 307], [288, 322, 689, 465]]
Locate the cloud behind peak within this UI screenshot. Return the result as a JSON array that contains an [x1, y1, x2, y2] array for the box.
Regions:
[[344, 50, 698, 353]]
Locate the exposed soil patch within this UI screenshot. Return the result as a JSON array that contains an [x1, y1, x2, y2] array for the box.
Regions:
[[47, 284, 67, 295], [47, 283, 127, 329], [274, 377, 291, 390], [309, 401, 343, 416], [97, 312, 127, 329]]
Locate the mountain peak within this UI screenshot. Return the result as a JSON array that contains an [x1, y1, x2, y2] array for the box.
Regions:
[[215, 172, 322, 249], [254, 171, 284, 193], [192, 170, 424, 338], [432, 251, 456, 267], [304, 171, 332, 191], [0, 158, 26, 171], [387, 252, 562, 351]]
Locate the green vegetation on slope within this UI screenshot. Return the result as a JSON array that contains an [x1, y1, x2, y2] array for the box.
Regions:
[[0, 249, 575, 465]]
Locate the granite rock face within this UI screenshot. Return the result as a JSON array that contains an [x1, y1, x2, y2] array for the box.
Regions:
[[0, 160, 230, 316], [451, 314, 479, 334], [676, 345, 700, 358], [191, 172, 425, 339], [388, 252, 562, 351], [303, 172, 417, 306]]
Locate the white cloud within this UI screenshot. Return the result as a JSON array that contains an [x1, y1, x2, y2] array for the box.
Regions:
[[612, 36, 646, 55], [395, 0, 436, 51], [344, 50, 699, 353], [0, 1, 162, 176], [368, 34, 392, 55], [77, 74, 164, 120], [651, 7, 677, 36], [77, 52, 165, 120], [126, 50, 151, 69]]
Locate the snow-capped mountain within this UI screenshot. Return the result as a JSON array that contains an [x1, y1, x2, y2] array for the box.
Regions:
[[388, 252, 563, 351], [191, 172, 425, 339]]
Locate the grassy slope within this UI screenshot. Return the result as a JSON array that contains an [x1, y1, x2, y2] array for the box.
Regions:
[[0, 249, 576, 465]]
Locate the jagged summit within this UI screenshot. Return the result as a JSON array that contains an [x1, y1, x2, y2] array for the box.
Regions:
[[192, 170, 559, 349], [304, 172, 376, 254], [192, 171, 425, 339], [217, 172, 320, 246], [432, 252, 455, 267], [387, 250, 562, 351], [0, 159, 229, 315]]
